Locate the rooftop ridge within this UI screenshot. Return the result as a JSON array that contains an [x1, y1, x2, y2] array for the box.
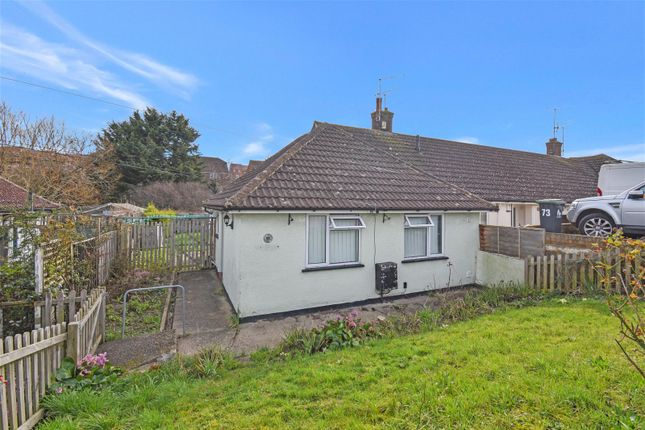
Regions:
[[326, 124, 495, 209], [318, 121, 607, 161], [223, 129, 322, 209]]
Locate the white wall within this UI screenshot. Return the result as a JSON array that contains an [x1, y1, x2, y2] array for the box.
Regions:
[[221, 211, 481, 318], [485, 203, 540, 227], [476, 250, 526, 286]]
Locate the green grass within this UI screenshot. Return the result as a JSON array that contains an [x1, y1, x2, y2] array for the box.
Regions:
[[41, 299, 644, 429]]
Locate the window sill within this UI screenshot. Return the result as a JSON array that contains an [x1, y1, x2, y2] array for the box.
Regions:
[[302, 263, 365, 272], [401, 256, 449, 264]]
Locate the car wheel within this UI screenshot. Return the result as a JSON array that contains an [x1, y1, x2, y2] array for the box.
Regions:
[[578, 212, 614, 237]]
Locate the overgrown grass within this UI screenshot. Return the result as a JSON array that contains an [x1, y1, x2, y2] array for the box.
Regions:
[[103, 265, 173, 341], [41, 298, 644, 429]]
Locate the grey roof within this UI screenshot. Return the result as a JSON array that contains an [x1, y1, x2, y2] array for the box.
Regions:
[[205, 123, 496, 211], [330, 124, 617, 203]]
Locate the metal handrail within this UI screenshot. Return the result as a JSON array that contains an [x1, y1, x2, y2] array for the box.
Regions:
[[122, 284, 186, 338]]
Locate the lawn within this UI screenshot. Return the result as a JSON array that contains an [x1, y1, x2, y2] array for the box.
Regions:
[[41, 299, 644, 429]]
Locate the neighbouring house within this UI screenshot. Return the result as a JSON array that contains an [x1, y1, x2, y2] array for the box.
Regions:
[[200, 156, 251, 188], [0, 176, 60, 262], [200, 156, 230, 183], [0, 176, 60, 215], [338, 99, 617, 227], [247, 159, 263, 172], [80, 202, 145, 218], [204, 121, 496, 318], [229, 163, 248, 180]]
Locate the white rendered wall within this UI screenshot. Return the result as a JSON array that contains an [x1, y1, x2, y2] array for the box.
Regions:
[[221, 212, 481, 318], [485, 203, 540, 227], [475, 250, 526, 286]]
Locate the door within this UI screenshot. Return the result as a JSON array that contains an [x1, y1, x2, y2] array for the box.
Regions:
[[621, 184, 645, 232]]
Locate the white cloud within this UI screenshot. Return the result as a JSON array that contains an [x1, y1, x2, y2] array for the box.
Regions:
[[566, 143, 645, 161], [19, 0, 199, 97], [243, 142, 268, 156], [0, 23, 149, 109], [454, 136, 480, 145], [241, 122, 275, 158]]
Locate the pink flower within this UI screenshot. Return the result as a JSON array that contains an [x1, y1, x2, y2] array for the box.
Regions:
[[56, 387, 64, 394]]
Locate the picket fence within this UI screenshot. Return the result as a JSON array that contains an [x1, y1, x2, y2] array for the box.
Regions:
[[526, 248, 644, 293], [0, 289, 106, 430]]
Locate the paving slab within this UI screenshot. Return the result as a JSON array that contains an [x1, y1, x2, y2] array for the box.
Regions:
[[97, 331, 176, 369], [171, 269, 476, 356], [174, 270, 233, 335]]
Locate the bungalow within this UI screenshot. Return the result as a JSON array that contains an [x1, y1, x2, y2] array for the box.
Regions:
[[205, 122, 496, 318], [339, 100, 617, 227]]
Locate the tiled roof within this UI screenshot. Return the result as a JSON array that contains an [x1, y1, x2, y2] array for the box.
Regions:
[[247, 160, 263, 171], [200, 156, 229, 175], [331, 124, 617, 203], [205, 124, 496, 211], [0, 176, 60, 211]]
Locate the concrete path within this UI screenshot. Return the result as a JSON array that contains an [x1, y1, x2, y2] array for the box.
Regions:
[[172, 270, 475, 357], [97, 331, 176, 369], [174, 270, 233, 335], [174, 270, 236, 355]]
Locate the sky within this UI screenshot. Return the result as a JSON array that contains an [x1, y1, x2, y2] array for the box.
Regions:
[[0, 1, 644, 164]]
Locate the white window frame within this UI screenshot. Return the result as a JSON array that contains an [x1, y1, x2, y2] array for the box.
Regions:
[[329, 215, 366, 230], [305, 214, 365, 268], [404, 214, 434, 228], [403, 213, 444, 260]]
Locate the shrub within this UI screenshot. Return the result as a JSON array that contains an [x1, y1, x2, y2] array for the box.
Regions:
[[279, 310, 381, 356], [592, 231, 645, 380], [130, 182, 214, 212], [50, 353, 121, 394], [182, 346, 237, 378], [143, 202, 176, 218]]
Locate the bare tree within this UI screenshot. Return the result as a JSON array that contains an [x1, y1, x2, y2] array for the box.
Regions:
[[128, 181, 215, 212], [0, 102, 119, 206]]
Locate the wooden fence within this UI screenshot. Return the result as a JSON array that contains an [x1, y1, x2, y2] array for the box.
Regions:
[[479, 225, 545, 258], [96, 231, 117, 286], [71, 231, 118, 290], [0, 290, 92, 338], [0, 289, 105, 430], [526, 249, 644, 293], [119, 217, 216, 272]]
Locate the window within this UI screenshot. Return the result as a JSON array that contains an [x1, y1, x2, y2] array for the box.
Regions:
[[307, 215, 365, 266], [404, 214, 443, 259]]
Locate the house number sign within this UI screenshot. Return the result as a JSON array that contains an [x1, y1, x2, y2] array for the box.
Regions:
[[263, 233, 273, 243]]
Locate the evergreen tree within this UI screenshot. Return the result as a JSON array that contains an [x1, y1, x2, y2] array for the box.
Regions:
[[97, 108, 203, 193]]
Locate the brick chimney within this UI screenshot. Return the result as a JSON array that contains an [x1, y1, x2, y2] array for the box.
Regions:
[[545, 137, 563, 156], [371, 97, 393, 132]]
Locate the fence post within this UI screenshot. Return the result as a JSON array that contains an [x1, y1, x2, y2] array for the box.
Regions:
[[34, 247, 44, 329], [66, 321, 79, 364], [99, 292, 106, 343], [68, 290, 76, 322], [43, 292, 52, 327]]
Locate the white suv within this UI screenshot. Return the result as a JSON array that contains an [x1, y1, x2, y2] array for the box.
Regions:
[[567, 182, 645, 237]]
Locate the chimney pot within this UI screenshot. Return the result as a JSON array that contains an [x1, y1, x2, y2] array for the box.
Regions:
[[371, 96, 394, 132], [546, 137, 563, 156]]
